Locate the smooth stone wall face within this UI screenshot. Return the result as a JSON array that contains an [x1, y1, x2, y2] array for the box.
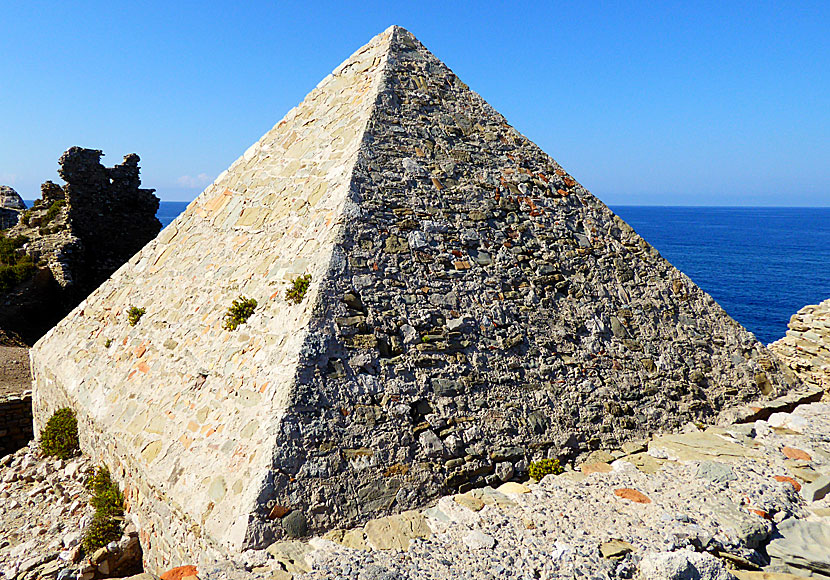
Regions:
[[31, 28, 393, 570], [31, 25, 798, 569]]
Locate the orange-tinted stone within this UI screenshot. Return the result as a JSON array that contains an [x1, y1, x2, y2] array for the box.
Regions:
[[774, 475, 802, 492], [137, 361, 150, 373], [748, 508, 770, 519], [269, 504, 291, 519], [782, 446, 812, 461], [614, 488, 651, 504], [133, 343, 147, 358], [161, 565, 198, 580], [581, 462, 613, 474]]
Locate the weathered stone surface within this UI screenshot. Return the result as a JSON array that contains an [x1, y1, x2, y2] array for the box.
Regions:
[[696, 460, 737, 484], [649, 431, 759, 462], [0, 443, 142, 580], [599, 539, 633, 559], [769, 298, 830, 394], [767, 519, 830, 576], [0, 186, 25, 229], [31, 25, 798, 569], [265, 540, 312, 573], [639, 549, 732, 580], [732, 572, 815, 580], [801, 474, 830, 501], [2, 149, 160, 343]]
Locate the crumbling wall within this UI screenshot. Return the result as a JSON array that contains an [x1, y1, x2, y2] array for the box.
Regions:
[[0, 392, 33, 456], [1, 148, 161, 343], [769, 298, 830, 394]]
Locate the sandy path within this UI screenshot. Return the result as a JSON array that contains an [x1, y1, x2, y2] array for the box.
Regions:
[[0, 346, 30, 397]]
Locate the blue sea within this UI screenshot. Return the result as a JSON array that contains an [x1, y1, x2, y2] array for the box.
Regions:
[[156, 202, 830, 345]]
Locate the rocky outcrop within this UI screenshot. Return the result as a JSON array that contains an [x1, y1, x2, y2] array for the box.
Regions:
[[0, 187, 25, 230], [7, 401, 829, 579], [31, 26, 799, 570], [0, 445, 142, 580], [0, 148, 160, 343], [769, 299, 830, 395], [208, 402, 830, 579]]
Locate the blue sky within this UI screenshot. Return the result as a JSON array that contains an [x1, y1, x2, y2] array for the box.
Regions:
[[1, 1, 828, 205]]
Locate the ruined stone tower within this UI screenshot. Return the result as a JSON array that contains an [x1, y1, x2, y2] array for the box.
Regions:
[[31, 26, 797, 569]]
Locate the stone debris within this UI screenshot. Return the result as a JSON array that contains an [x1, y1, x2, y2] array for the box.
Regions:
[[766, 519, 830, 577], [0, 444, 141, 580], [770, 298, 830, 395], [31, 25, 799, 568], [3, 401, 830, 579], [276, 402, 830, 580]]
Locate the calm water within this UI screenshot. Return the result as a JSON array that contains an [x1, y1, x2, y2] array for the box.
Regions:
[[155, 202, 830, 345], [612, 207, 830, 344]]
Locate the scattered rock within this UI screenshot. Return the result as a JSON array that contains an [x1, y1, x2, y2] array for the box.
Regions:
[[781, 447, 812, 461], [801, 474, 830, 502], [767, 519, 830, 576], [160, 565, 198, 580], [599, 539, 634, 559], [696, 461, 738, 484], [614, 488, 651, 504], [463, 531, 495, 550], [639, 549, 732, 580]]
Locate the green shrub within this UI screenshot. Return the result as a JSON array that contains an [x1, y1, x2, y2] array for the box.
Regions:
[[40, 407, 79, 459], [528, 458, 563, 480], [104, 338, 112, 348], [127, 306, 145, 326], [82, 466, 124, 552], [20, 211, 31, 226], [81, 515, 122, 553], [285, 274, 312, 304], [0, 234, 29, 264], [223, 296, 257, 331], [41, 199, 65, 226], [0, 259, 35, 293]]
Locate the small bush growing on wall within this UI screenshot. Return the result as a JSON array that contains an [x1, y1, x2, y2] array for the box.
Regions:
[[528, 458, 563, 481], [82, 466, 124, 552], [127, 306, 145, 326], [40, 407, 79, 459], [285, 274, 312, 304], [0, 234, 35, 293], [223, 296, 257, 331], [42, 199, 65, 225]]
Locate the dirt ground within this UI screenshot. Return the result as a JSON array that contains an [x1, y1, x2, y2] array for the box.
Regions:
[[0, 346, 31, 397]]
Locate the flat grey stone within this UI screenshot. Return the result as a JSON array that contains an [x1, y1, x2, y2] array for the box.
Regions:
[[696, 461, 737, 484], [801, 474, 830, 502], [711, 501, 772, 548], [767, 519, 830, 576], [265, 540, 312, 573], [463, 530, 495, 549], [639, 549, 732, 580], [649, 432, 757, 462]]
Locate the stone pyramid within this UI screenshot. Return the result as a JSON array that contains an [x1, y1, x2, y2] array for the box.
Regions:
[[31, 26, 797, 567]]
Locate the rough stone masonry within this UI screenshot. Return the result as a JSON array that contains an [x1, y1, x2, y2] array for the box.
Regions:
[[30, 26, 798, 570]]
